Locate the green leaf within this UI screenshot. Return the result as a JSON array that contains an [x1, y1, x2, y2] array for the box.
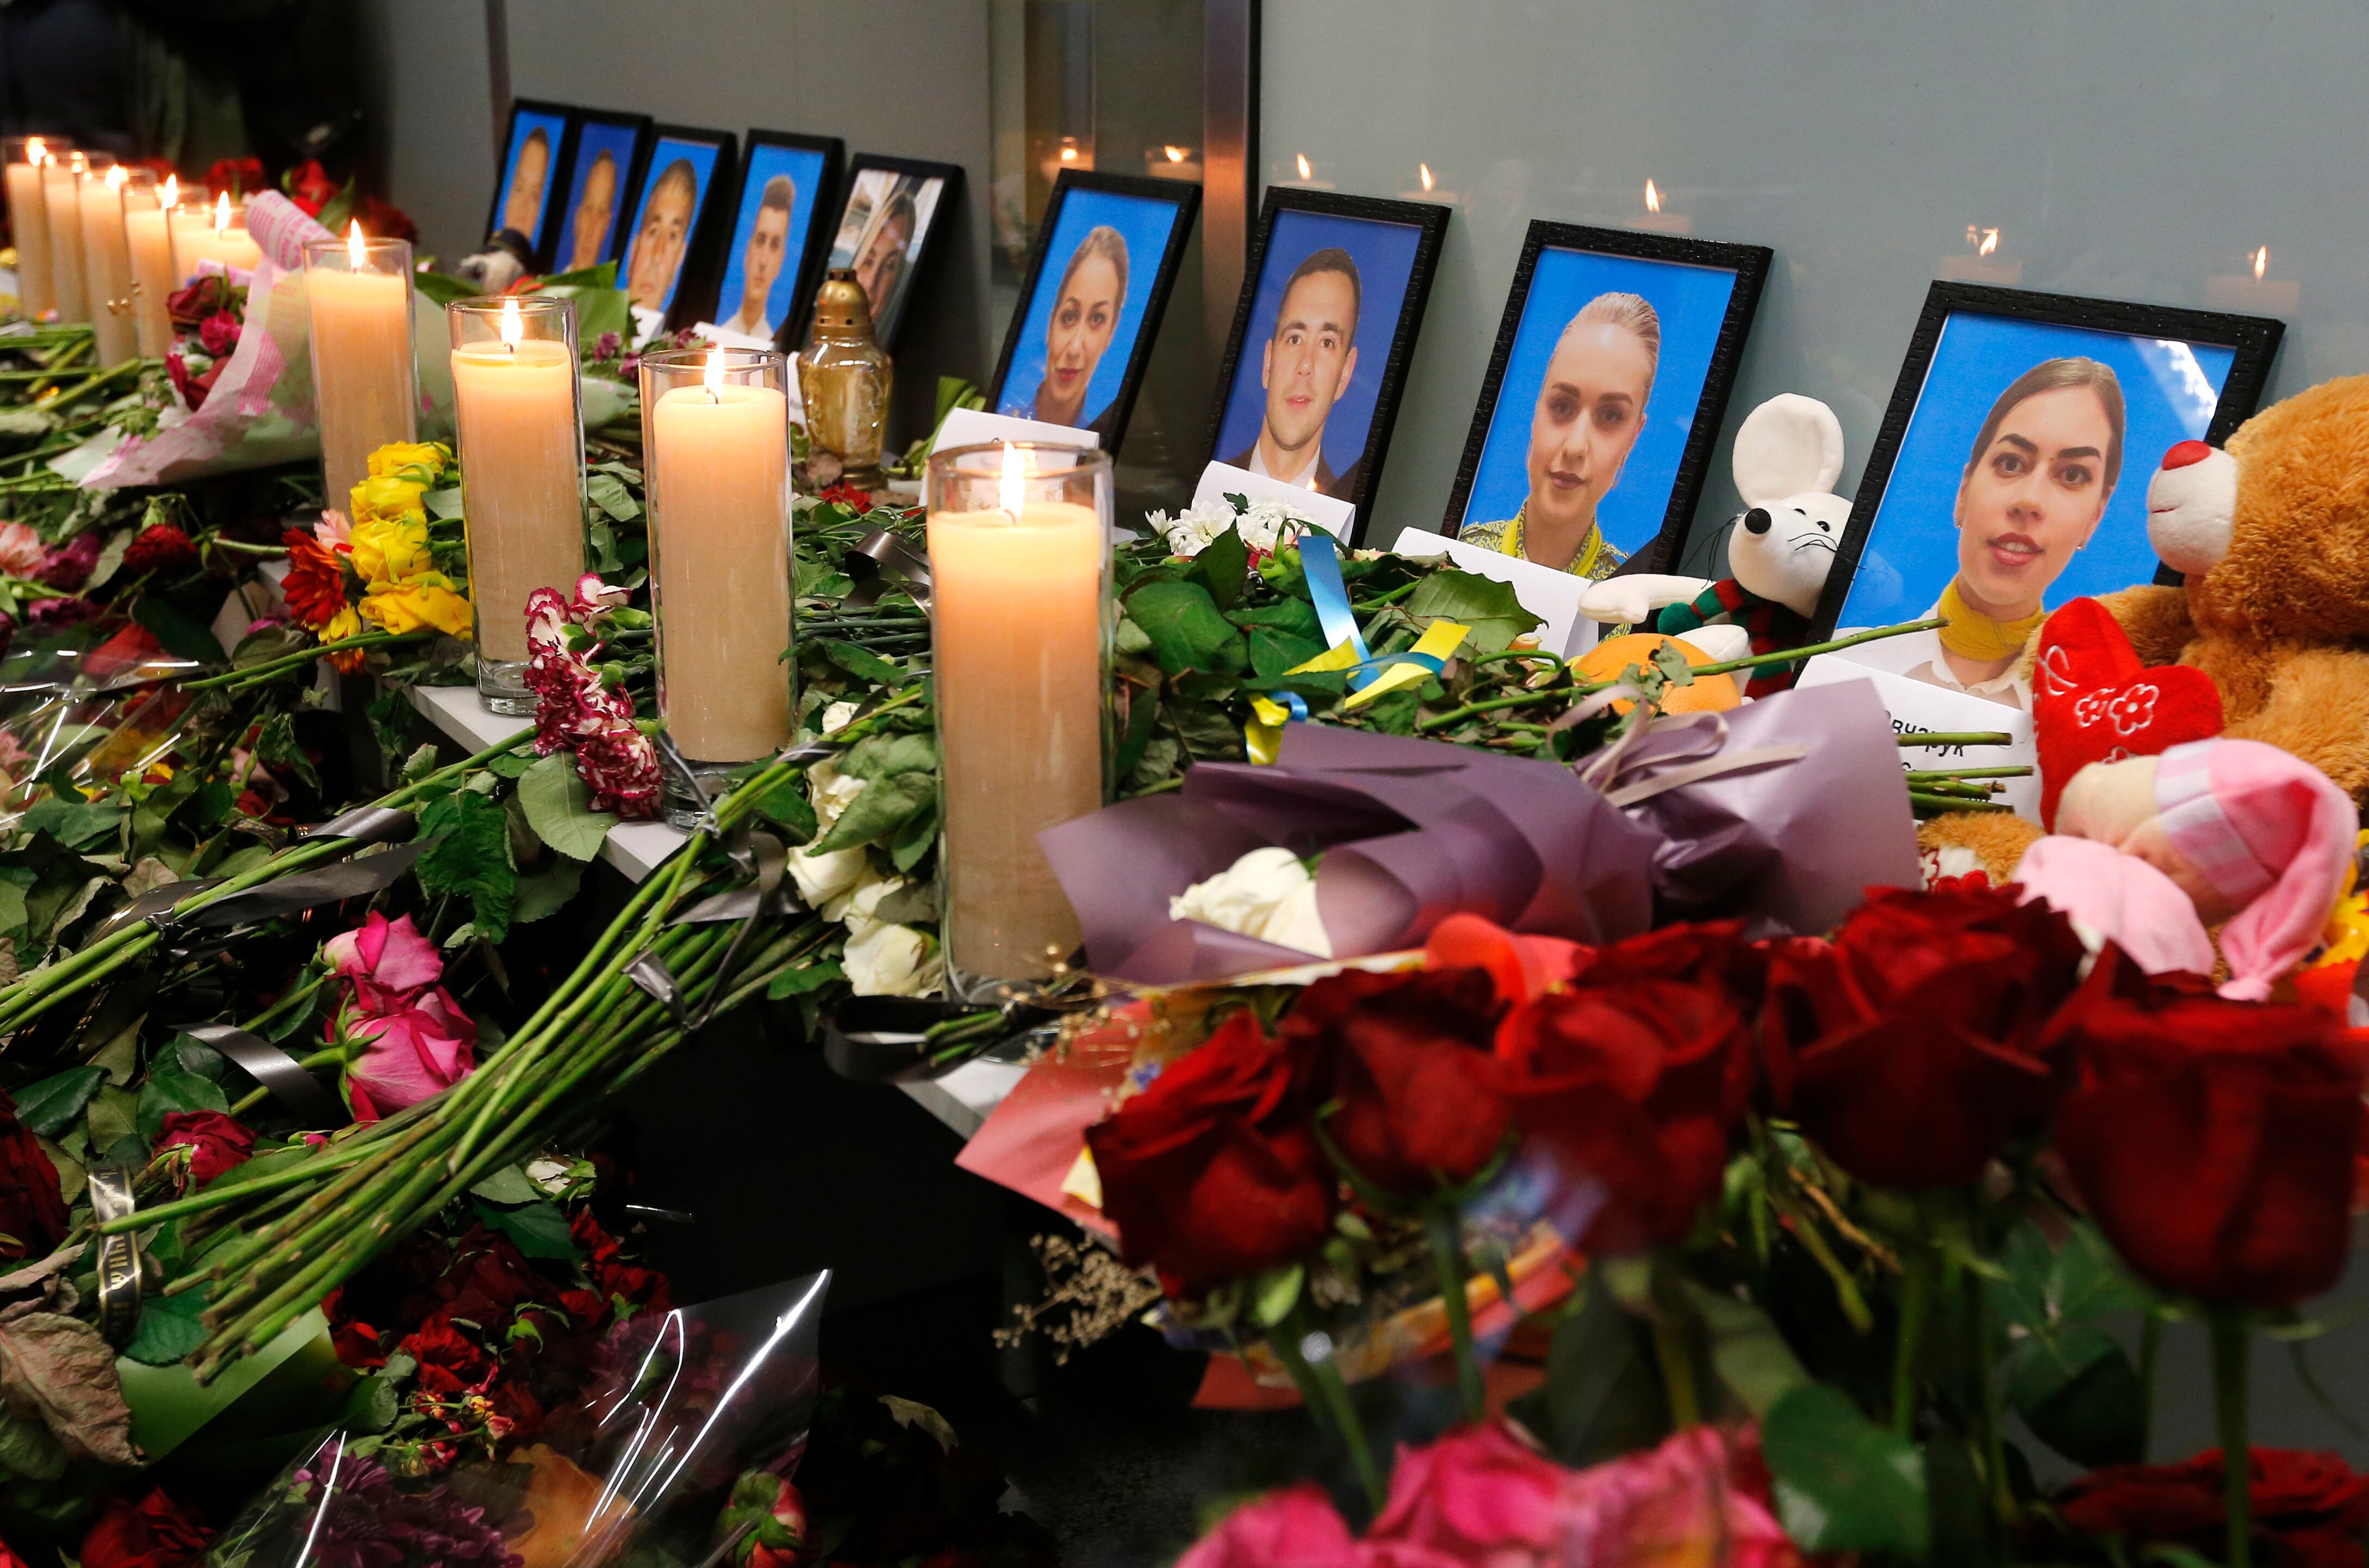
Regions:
[[517, 753, 617, 861], [753, 774, 817, 843], [1683, 1281, 1810, 1417], [1527, 1280, 1669, 1467], [2005, 1323, 2143, 1468], [513, 858, 585, 925], [768, 960, 844, 999], [137, 1069, 229, 1137], [129, 595, 227, 664], [0, 1411, 65, 1481], [472, 1199, 577, 1260], [1249, 1263, 1302, 1328], [252, 712, 320, 793], [810, 772, 936, 855], [14, 799, 125, 853], [418, 789, 517, 943], [839, 731, 936, 782], [586, 469, 643, 523], [1403, 569, 1544, 657], [468, 1165, 541, 1206], [1124, 578, 1249, 679], [1189, 524, 1251, 612], [819, 639, 902, 687], [411, 269, 477, 307], [487, 750, 537, 779], [120, 1291, 208, 1367], [1762, 1383, 1929, 1555], [15, 1067, 103, 1138]]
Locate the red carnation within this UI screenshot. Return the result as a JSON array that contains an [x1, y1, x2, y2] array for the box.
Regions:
[[1086, 1010, 1335, 1296], [80, 1488, 210, 1568], [2055, 1448, 2369, 1568], [154, 1111, 253, 1185], [817, 482, 874, 513], [123, 524, 199, 579]]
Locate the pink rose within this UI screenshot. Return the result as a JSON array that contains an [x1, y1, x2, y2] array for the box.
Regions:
[[1547, 1426, 1800, 1568], [342, 986, 477, 1122], [198, 310, 240, 357], [1368, 1423, 1575, 1560], [1177, 1483, 1363, 1568], [0, 524, 45, 579], [325, 911, 446, 1012]]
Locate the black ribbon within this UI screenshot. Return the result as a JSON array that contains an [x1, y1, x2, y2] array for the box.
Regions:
[[169, 841, 428, 935], [625, 827, 803, 1032], [301, 805, 418, 845], [840, 529, 932, 611], [179, 1022, 345, 1126], [86, 1167, 141, 1347]]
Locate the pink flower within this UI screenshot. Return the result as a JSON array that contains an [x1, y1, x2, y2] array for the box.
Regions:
[[0, 523, 46, 578], [524, 577, 662, 819], [341, 987, 477, 1122], [36, 532, 100, 592], [156, 1111, 254, 1184], [1177, 1483, 1363, 1568], [324, 912, 445, 1012], [198, 310, 241, 357], [1369, 1424, 1575, 1560], [314, 509, 353, 552]]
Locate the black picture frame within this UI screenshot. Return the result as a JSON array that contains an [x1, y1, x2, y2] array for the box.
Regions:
[[486, 98, 576, 262], [544, 107, 651, 275], [1442, 221, 1770, 576], [612, 123, 740, 332], [697, 128, 843, 347], [1201, 187, 1451, 543], [984, 169, 1201, 457], [1811, 280, 2285, 642], [825, 153, 967, 352]]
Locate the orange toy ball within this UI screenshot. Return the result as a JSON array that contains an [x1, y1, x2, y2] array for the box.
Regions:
[[1571, 632, 1742, 715]]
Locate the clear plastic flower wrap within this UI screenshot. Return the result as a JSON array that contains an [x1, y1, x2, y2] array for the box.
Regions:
[[204, 1272, 829, 1568]]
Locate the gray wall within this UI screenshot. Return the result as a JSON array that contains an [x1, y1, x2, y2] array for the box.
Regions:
[[1263, 0, 2369, 562]]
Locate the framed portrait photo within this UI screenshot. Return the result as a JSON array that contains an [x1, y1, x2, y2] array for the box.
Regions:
[[707, 129, 842, 346], [546, 108, 650, 275], [615, 123, 738, 327], [1203, 188, 1451, 541], [986, 170, 1200, 454], [824, 154, 964, 350], [1817, 281, 2284, 708], [1445, 222, 1769, 580], [487, 99, 573, 259]]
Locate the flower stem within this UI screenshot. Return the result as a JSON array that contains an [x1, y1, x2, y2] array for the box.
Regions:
[[1896, 732, 2014, 749], [1893, 1250, 1931, 1439], [2214, 1315, 2253, 1568], [1651, 1313, 1700, 1432], [2137, 1309, 2163, 1460], [1965, 1266, 2014, 1527], [1270, 1321, 1384, 1514], [1424, 1205, 1486, 1423]]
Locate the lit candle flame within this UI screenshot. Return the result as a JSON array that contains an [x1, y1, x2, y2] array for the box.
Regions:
[[105, 163, 126, 190], [1164, 145, 1189, 163], [499, 296, 524, 349], [1419, 163, 1435, 192], [2254, 245, 2269, 280], [1059, 141, 1079, 164], [704, 350, 726, 402], [347, 219, 365, 266], [24, 138, 43, 167], [1979, 228, 1999, 257], [214, 191, 231, 235], [998, 441, 1028, 518], [160, 174, 177, 208], [1296, 153, 1312, 181]]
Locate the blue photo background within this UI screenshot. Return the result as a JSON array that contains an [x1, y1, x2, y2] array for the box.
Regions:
[[558, 120, 643, 270], [712, 144, 829, 338], [996, 187, 1187, 427], [493, 107, 567, 248], [619, 137, 723, 314], [1214, 208, 1426, 477], [1837, 313, 2234, 628], [1460, 250, 1740, 556]]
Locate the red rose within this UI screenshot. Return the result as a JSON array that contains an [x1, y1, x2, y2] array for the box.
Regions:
[[400, 1313, 496, 1398], [2051, 955, 2363, 1308], [1488, 975, 1752, 1253], [1762, 882, 2086, 1188], [1571, 918, 1765, 1000], [593, 1255, 674, 1318], [80, 1488, 209, 1568], [0, 1092, 66, 1263], [154, 1111, 253, 1185], [1085, 1011, 1335, 1296], [204, 157, 265, 199], [284, 159, 338, 217], [197, 310, 240, 358], [322, 1286, 384, 1370], [2056, 1448, 2369, 1568], [122, 524, 199, 579], [355, 195, 418, 243], [559, 1286, 607, 1328], [1280, 967, 1508, 1196], [424, 1224, 543, 1327], [1423, 913, 1581, 1006]]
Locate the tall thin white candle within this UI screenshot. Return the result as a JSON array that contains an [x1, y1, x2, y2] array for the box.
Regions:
[[8, 141, 54, 321], [41, 158, 86, 322], [79, 165, 135, 366], [306, 225, 416, 508], [125, 176, 176, 357], [451, 301, 583, 664]]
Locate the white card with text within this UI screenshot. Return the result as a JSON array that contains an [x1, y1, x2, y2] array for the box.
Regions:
[[1390, 527, 1598, 659], [1190, 461, 1357, 540], [934, 406, 1101, 455], [1794, 651, 2041, 820]]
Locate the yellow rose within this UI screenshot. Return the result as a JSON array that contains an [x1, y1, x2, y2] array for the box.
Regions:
[[367, 441, 450, 481], [360, 574, 473, 637], [323, 604, 362, 643], [350, 473, 429, 528], [349, 515, 432, 585]]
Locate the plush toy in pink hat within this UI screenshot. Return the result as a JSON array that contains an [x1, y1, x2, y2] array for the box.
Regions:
[[2015, 737, 2358, 999]]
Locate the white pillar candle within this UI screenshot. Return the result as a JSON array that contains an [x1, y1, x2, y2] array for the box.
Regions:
[[304, 226, 417, 509], [172, 195, 261, 284], [78, 165, 136, 366], [125, 177, 176, 358], [450, 302, 583, 664], [41, 159, 86, 322], [7, 141, 56, 320]]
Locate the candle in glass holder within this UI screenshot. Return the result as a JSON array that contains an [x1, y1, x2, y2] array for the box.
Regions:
[[41, 154, 88, 322], [173, 194, 261, 283], [642, 347, 793, 821], [79, 164, 137, 365], [125, 174, 176, 357], [450, 295, 585, 712], [5, 138, 60, 321], [305, 224, 417, 509], [927, 441, 1111, 992]]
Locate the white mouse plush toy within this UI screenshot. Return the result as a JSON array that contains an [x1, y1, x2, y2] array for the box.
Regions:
[[1579, 394, 1849, 695]]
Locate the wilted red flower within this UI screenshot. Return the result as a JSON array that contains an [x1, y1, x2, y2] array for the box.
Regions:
[[1762, 882, 2087, 1188], [0, 1091, 65, 1262], [1086, 1010, 1334, 1296], [401, 1314, 498, 1398], [2055, 1447, 2369, 1568], [2051, 955, 2364, 1309], [123, 523, 198, 579], [1280, 966, 1508, 1196]]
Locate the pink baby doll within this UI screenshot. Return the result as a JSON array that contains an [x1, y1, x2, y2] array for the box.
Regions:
[[2014, 737, 2356, 999]]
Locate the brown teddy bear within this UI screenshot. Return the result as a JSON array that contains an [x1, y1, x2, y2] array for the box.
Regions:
[[1922, 374, 2369, 884]]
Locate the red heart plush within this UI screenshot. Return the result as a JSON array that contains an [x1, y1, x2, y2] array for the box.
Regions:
[[2032, 598, 2223, 826]]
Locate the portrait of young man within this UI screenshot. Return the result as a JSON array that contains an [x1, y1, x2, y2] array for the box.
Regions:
[[1223, 246, 1366, 497]]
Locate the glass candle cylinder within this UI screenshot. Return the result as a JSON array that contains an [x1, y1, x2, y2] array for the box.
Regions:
[[80, 165, 143, 366], [171, 195, 260, 284], [4, 136, 65, 321], [42, 153, 91, 322], [926, 441, 1112, 997], [304, 229, 418, 513], [640, 347, 794, 823], [449, 296, 586, 713], [123, 175, 175, 357]]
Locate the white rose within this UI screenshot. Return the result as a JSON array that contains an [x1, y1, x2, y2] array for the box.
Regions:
[[845, 919, 940, 996], [808, 760, 866, 830], [821, 700, 862, 735], [1168, 845, 1332, 957], [826, 864, 905, 929], [790, 843, 867, 907]]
